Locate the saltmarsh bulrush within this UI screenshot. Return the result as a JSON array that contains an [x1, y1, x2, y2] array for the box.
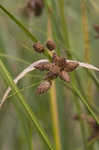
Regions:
[[34, 40, 79, 94], [1, 39, 99, 106]]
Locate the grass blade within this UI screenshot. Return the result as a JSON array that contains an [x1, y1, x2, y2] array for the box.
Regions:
[[57, 0, 71, 58], [0, 59, 54, 150], [47, 17, 62, 150], [71, 83, 99, 125]]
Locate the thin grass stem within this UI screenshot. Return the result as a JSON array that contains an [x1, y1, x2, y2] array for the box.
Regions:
[[49, 81, 62, 150], [81, 0, 93, 103], [58, 0, 88, 148], [0, 59, 54, 150], [57, 0, 71, 58], [47, 17, 62, 150]]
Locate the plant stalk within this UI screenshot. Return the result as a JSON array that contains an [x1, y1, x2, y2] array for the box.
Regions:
[[81, 0, 92, 102], [47, 17, 62, 150], [58, 0, 71, 58]]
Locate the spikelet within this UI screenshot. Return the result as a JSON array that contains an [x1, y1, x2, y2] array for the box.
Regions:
[[35, 62, 51, 71], [94, 24, 99, 33], [48, 64, 60, 75], [59, 70, 70, 82], [95, 35, 99, 39], [46, 40, 56, 51], [52, 53, 61, 64], [32, 0, 44, 16], [72, 114, 80, 120], [36, 80, 52, 94], [33, 42, 44, 53], [52, 53, 67, 69], [35, 62, 60, 74], [58, 57, 66, 69], [64, 62, 79, 72], [23, 0, 44, 18]]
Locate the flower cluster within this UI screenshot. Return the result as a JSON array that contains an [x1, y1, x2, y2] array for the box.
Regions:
[[33, 40, 79, 94]]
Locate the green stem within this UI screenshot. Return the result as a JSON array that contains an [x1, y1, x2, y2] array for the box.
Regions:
[[47, 17, 62, 150], [58, 0, 89, 149], [49, 81, 62, 150], [0, 59, 54, 150], [58, 0, 71, 58], [81, 1, 93, 148]]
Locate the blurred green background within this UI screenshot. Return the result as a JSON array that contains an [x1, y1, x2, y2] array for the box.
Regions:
[[0, 0, 99, 150]]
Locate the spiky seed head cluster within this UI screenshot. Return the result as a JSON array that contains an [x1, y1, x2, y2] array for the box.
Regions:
[[33, 40, 79, 94]]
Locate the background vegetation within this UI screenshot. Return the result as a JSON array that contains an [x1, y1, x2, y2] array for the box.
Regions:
[[0, 0, 99, 150]]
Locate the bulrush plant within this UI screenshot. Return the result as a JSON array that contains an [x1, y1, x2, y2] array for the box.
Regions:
[[1, 2, 99, 150], [1, 39, 99, 106]]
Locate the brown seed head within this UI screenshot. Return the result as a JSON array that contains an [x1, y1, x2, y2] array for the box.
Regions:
[[52, 53, 67, 70], [46, 40, 56, 51], [23, 0, 44, 18], [49, 64, 60, 75], [52, 53, 60, 64], [35, 62, 60, 74], [72, 114, 80, 120], [95, 34, 99, 39], [58, 57, 66, 69], [94, 24, 99, 33], [73, 114, 87, 121], [35, 62, 51, 71], [64, 62, 79, 72], [36, 80, 52, 94], [59, 70, 70, 83], [32, 0, 44, 16], [33, 42, 44, 53]]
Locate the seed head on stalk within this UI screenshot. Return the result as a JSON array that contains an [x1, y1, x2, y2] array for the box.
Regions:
[[1, 39, 99, 106]]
